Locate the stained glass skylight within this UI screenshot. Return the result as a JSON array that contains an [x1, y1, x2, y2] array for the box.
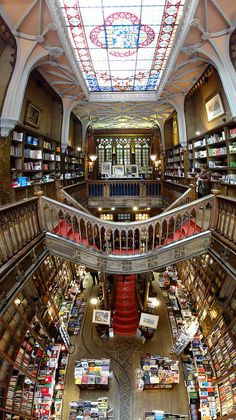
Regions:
[[60, 0, 186, 92]]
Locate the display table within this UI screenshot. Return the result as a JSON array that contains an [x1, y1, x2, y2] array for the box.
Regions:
[[139, 354, 179, 390], [69, 397, 109, 420], [74, 359, 110, 390]]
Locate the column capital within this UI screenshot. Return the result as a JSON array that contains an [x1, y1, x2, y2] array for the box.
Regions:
[[0, 118, 18, 137]]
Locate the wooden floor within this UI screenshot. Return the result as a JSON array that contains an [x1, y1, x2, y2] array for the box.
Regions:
[[62, 274, 189, 420]]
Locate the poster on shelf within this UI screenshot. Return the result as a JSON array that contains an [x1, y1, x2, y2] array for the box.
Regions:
[[139, 313, 159, 329]]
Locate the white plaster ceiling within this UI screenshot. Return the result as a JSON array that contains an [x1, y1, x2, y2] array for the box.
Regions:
[[0, 0, 235, 129]]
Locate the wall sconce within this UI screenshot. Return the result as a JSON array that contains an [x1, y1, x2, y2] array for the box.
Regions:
[[154, 159, 161, 168], [89, 154, 97, 162], [150, 154, 157, 162]]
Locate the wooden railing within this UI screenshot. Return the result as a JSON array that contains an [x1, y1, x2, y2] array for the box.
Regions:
[[163, 187, 194, 212], [62, 182, 88, 206], [60, 187, 90, 214], [88, 180, 162, 198], [213, 195, 236, 245], [0, 197, 41, 268], [40, 195, 214, 256], [1, 193, 236, 273]]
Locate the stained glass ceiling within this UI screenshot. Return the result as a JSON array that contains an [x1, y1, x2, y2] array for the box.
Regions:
[[60, 0, 186, 93]]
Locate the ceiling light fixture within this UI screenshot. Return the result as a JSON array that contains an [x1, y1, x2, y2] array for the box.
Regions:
[[90, 298, 98, 305]]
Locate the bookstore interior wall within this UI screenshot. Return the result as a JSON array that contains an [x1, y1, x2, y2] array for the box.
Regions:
[[163, 112, 179, 149], [185, 67, 231, 140], [19, 70, 63, 142], [0, 20, 16, 112]]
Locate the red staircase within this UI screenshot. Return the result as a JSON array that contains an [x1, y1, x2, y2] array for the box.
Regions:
[[113, 274, 139, 336]]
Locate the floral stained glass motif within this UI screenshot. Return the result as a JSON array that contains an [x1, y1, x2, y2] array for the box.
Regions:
[[60, 0, 185, 92]]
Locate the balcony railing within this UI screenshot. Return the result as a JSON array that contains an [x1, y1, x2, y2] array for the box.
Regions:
[[40, 194, 214, 256]]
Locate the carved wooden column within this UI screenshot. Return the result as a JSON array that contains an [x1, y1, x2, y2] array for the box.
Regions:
[[0, 135, 11, 204]]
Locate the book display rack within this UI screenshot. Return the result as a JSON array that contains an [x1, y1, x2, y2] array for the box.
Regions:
[[67, 296, 87, 335], [74, 359, 111, 390], [53, 349, 69, 420], [33, 344, 61, 418], [138, 354, 179, 390], [69, 397, 110, 420]]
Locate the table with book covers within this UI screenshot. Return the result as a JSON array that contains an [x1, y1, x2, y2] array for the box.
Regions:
[[74, 358, 111, 390], [138, 354, 179, 390]]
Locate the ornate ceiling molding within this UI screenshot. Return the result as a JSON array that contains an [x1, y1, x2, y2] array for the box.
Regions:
[[46, 0, 89, 99], [158, 0, 200, 96]]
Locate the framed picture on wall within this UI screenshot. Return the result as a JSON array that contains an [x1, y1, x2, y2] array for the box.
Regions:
[[205, 93, 225, 122], [125, 164, 139, 176], [25, 102, 41, 128], [113, 165, 124, 177], [101, 162, 112, 176], [92, 309, 111, 325]]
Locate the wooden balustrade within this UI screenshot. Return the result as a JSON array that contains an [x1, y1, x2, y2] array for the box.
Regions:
[[161, 181, 189, 205], [62, 182, 88, 205], [41, 195, 214, 257], [60, 187, 90, 214], [0, 197, 41, 268], [88, 180, 162, 198], [213, 195, 236, 245]]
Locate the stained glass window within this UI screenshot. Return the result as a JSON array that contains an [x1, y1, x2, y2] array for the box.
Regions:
[[59, 0, 186, 92]]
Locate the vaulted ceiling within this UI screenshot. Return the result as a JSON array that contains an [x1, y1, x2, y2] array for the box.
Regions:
[[0, 0, 235, 129]]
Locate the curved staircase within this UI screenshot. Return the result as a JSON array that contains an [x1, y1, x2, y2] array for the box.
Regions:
[[113, 274, 139, 336]]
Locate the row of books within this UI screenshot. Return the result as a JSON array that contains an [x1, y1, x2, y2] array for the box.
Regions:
[[68, 296, 87, 335], [33, 344, 61, 418]]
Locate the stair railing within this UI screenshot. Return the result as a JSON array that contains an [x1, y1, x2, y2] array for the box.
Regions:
[[60, 188, 90, 214], [0, 197, 41, 268], [40, 194, 214, 256], [211, 195, 236, 246], [163, 187, 194, 213]]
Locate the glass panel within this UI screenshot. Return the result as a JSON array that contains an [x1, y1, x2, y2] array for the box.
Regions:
[[60, 0, 186, 92]]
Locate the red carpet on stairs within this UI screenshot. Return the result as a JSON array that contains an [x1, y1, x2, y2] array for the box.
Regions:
[[53, 218, 202, 250], [113, 274, 139, 336]]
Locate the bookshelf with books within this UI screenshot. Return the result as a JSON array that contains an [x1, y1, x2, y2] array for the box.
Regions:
[[63, 146, 84, 181], [74, 359, 111, 390], [53, 349, 69, 419], [176, 257, 236, 418], [33, 344, 61, 419], [187, 121, 236, 184], [165, 144, 185, 179]]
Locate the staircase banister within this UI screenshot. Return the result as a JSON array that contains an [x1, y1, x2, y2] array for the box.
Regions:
[[60, 188, 90, 214], [163, 188, 193, 212], [216, 195, 236, 204], [0, 196, 39, 213], [41, 194, 214, 229], [62, 181, 87, 191]]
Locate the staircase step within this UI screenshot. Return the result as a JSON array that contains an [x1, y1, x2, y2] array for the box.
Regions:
[[113, 315, 139, 324], [113, 321, 138, 331]]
